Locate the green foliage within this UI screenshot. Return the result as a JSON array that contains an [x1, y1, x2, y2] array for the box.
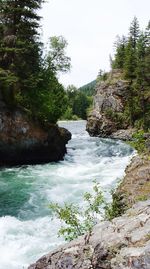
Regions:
[[49, 181, 105, 241], [0, 1, 71, 124], [73, 91, 91, 119], [0, 0, 43, 99], [105, 191, 127, 221], [49, 182, 130, 241], [112, 36, 127, 69], [17, 68, 67, 124], [124, 38, 137, 80], [79, 80, 96, 96], [86, 96, 93, 116], [105, 108, 128, 128], [111, 18, 150, 131], [47, 36, 71, 74], [129, 130, 147, 153], [129, 16, 140, 49], [61, 85, 92, 120], [19, 38, 71, 124], [61, 107, 73, 120], [97, 70, 108, 82]]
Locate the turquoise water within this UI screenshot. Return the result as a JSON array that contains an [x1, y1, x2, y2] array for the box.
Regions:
[[0, 121, 134, 269]]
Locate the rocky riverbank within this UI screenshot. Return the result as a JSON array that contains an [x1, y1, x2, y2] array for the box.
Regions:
[[29, 199, 150, 269], [0, 101, 71, 166], [27, 153, 150, 269]]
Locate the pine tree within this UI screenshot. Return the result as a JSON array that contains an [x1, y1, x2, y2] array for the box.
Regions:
[[145, 20, 150, 48], [124, 38, 137, 80], [0, 0, 44, 105], [134, 23, 150, 130], [112, 35, 127, 69], [123, 37, 137, 126], [142, 22, 150, 129], [129, 16, 140, 50], [123, 18, 140, 126], [144, 21, 150, 86], [135, 33, 147, 128]]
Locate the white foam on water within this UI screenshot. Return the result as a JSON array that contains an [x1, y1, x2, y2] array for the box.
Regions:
[[0, 121, 134, 268], [0, 216, 63, 269]]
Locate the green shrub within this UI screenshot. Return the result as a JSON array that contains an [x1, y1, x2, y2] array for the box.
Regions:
[[130, 130, 146, 153], [49, 181, 104, 241], [105, 191, 127, 220]]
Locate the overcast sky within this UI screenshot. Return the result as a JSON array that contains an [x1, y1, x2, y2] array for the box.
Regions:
[[40, 0, 150, 88]]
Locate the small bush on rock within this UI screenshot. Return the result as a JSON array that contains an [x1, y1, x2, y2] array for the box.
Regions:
[[49, 181, 105, 241]]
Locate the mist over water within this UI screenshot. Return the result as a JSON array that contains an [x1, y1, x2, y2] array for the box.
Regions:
[[0, 121, 134, 269]]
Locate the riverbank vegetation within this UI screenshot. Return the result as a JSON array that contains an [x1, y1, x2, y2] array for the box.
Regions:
[[49, 180, 131, 241]]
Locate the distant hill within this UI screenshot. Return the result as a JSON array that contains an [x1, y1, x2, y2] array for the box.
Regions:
[[78, 80, 96, 96]]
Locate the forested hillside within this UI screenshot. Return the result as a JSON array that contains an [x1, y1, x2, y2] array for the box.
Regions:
[[79, 80, 96, 96]]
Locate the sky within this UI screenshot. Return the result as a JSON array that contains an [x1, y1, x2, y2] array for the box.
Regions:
[[40, 0, 150, 88]]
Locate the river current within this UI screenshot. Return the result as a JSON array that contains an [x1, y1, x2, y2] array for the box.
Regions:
[[0, 121, 134, 269]]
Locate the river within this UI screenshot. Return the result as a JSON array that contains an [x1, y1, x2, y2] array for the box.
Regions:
[[0, 121, 134, 269]]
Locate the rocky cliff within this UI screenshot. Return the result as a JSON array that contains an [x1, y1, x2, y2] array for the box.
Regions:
[[0, 99, 71, 166], [86, 70, 130, 138]]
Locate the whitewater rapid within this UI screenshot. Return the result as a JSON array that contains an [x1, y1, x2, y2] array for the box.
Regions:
[[0, 121, 134, 269]]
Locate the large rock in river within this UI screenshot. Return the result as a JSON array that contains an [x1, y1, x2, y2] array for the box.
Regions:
[[0, 103, 71, 166], [86, 70, 130, 137]]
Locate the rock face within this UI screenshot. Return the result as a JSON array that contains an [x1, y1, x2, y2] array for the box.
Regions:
[[28, 200, 150, 269], [116, 155, 150, 209], [86, 71, 130, 137], [0, 103, 71, 166]]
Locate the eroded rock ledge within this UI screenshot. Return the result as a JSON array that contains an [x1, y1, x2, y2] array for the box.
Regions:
[[0, 103, 71, 166], [28, 199, 150, 269]]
